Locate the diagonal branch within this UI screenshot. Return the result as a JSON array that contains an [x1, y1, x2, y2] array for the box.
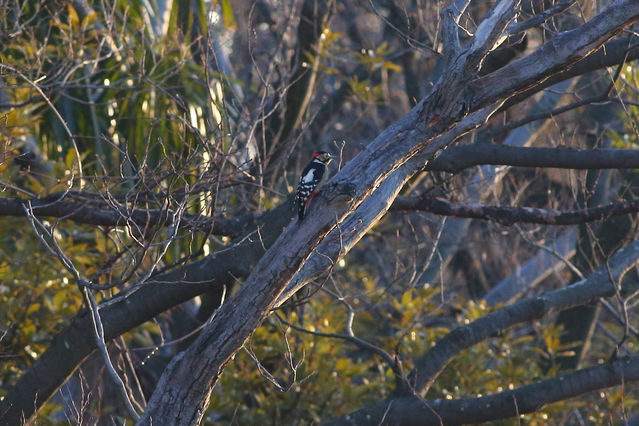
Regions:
[[22, 205, 142, 421], [6, 1, 639, 424], [473, 1, 639, 113], [0, 198, 295, 425], [462, 0, 521, 73], [507, 0, 578, 35], [408, 238, 639, 395], [491, 35, 631, 137], [501, 35, 639, 112], [440, 0, 471, 66]]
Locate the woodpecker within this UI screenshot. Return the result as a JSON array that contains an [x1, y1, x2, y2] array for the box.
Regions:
[[296, 151, 333, 221]]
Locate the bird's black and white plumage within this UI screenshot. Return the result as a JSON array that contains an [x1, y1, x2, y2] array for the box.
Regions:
[[296, 151, 332, 221]]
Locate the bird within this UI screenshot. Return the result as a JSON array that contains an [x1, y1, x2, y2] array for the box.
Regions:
[[296, 151, 333, 221]]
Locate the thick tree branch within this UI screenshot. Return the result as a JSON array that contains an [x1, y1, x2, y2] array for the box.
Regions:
[[440, 0, 470, 66], [277, 108, 497, 306], [2, 145, 637, 235], [0, 198, 294, 425], [136, 2, 639, 423], [134, 0, 526, 420], [492, 34, 631, 137], [391, 196, 639, 226], [507, 0, 578, 35], [6, 1, 639, 424], [409, 238, 639, 395], [5, 144, 637, 237], [322, 355, 639, 426], [322, 239, 639, 426], [500, 35, 639, 112], [0, 195, 258, 238], [0, 110, 495, 425], [471, 1, 639, 113], [427, 144, 639, 174], [138, 0, 639, 418]]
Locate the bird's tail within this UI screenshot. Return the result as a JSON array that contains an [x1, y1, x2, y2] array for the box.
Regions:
[[298, 203, 305, 222]]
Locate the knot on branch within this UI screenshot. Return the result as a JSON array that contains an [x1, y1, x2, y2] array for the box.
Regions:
[[528, 297, 551, 316], [337, 182, 357, 199], [335, 182, 357, 201], [326, 182, 357, 203]]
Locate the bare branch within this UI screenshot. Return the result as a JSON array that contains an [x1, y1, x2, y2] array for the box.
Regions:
[[473, 2, 639, 113], [507, 0, 578, 35], [492, 35, 631, 137], [501, 36, 639, 111], [244, 331, 312, 393], [427, 144, 639, 174], [483, 230, 577, 306], [440, 0, 471, 65], [276, 310, 410, 395], [22, 205, 142, 421], [409, 238, 639, 395], [4, 65, 84, 184], [462, 0, 521, 73], [322, 355, 639, 426], [83, 285, 142, 420], [0, 198, 295, 425], [0, 195, 257, 238], [390, 196, 639, 226], [8, 145, 638, 235], [277, 106, 498, 307]]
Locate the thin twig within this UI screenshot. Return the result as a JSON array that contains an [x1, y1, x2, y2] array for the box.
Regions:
[[83, 284, 141, 420], [244, 327, 313, 393], [22, 203, 142, 420], [491, 35, 632, 138], [515, 225, 585, 280], [507, 0, 578, 35], [276, 312, 409, 393]]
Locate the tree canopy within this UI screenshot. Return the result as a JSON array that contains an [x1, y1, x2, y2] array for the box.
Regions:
[[3, 0, 639, 425]]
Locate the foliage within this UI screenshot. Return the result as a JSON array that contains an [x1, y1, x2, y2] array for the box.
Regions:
[[1, 0, 639, 425]]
